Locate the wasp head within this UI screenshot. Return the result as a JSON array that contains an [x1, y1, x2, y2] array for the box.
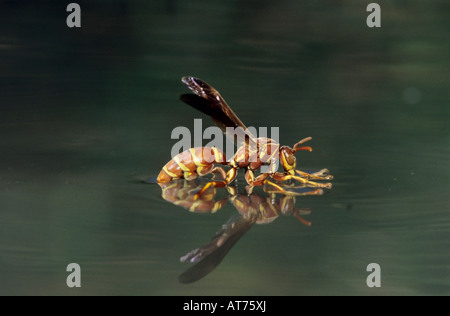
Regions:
[[280, 137, 313, 173]]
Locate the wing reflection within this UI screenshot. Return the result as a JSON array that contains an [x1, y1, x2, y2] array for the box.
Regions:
[[158, 179, 323, 283]]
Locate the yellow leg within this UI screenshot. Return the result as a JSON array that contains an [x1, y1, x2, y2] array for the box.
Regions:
[[193, 181, 227, 201], [193, 167, 237, 201], [295, 169, 333, 180], [245, 169, 302, 195], [264, 183, 324, 196], [210, 167, 228, 180], [272, 172, 332, 189]]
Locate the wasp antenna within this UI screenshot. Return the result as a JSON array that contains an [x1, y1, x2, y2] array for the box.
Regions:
[[293, 137, 313, 153], [294, 146, 313, 153], [295, 137, 312, 146]]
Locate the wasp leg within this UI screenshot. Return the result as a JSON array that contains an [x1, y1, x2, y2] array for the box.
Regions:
[[194, 168, 237, 201], [209, 166, 228, 180], [226, 185, 237, 196], [296, 208, 312, 216], [183, 172, 198, 181], [193, 181, 227, 201], [295, 169, 334, 180], [245, 169, 266, 185], [293, 208, 312, 227], [244, 169, 293, 195], [272, 172, 332, 189], [264, 185, 324, 196], [244, 169, 268, 194]]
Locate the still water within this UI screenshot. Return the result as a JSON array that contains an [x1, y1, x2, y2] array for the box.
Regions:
[[0, 1, 449, 295]]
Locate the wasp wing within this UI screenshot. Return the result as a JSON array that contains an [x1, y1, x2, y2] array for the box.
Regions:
[[178, 214, 255, 284], [180, 76, 257, 148]]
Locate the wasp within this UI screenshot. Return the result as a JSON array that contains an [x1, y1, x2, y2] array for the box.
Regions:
[[157, 76, 333, 199]]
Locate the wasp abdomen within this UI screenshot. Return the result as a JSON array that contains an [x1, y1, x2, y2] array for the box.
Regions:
[[157, 147, 226, 183]]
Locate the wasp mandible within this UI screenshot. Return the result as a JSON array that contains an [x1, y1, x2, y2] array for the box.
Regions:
[[157, 76, 333, 199]]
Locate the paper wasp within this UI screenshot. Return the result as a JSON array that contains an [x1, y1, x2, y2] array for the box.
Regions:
[[158, 179, 322, 283], [157, 76, 333, 199]]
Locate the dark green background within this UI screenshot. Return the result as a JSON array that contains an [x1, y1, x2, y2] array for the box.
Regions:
[[0, 0, 448, 295]]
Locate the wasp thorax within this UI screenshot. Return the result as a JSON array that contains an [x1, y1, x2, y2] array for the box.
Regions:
[[257, 137, 280, 164]]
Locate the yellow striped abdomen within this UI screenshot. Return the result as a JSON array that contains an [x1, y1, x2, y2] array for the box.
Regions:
[[157, 147, 226, 183]]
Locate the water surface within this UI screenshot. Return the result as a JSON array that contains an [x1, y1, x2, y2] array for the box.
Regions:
[[0, 1, 449, 295]]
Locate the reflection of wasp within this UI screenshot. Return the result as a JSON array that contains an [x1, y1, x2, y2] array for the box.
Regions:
[[157, 76, 333, 200], [158, 179, 229, 213], [158, 179, 323, 283]]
